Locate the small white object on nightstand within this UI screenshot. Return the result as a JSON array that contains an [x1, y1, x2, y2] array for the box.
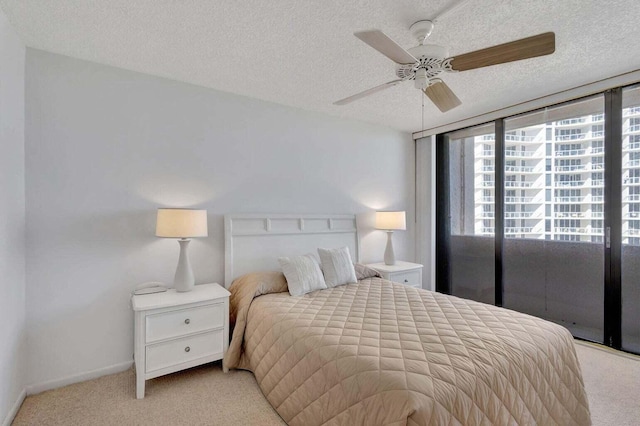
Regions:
[[131, 283, 230, 399], [367, 261, 423, 289]]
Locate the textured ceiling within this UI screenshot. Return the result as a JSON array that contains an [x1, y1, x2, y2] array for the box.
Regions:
[[2, 0, 639, 133]]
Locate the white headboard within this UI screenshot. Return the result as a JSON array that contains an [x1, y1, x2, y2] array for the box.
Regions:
[[224, 213, 360, 287]]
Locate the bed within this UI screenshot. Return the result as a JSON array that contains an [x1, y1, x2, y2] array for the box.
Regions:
[[222, 214, 591, 425]]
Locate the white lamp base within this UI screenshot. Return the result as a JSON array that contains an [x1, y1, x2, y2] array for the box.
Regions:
[[174, 238, 195, 292], [384, 231, 396, 265]]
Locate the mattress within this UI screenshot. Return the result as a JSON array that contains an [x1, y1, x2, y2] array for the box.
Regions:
[[223, 273, 591, 425]]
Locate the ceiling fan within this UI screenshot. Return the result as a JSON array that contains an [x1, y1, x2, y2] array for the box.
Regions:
[[334, 19, 555, 112]]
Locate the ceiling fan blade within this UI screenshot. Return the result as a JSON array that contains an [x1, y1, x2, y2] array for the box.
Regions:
[[423, 80, 462, 112], [354, 30, 418, 64], [449, 32, 555, 72], [334, 80, 403, 105]]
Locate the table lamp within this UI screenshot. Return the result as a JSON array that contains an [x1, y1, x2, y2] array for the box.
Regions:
[[375, 211, 406, 266], [156, 208, 208, 292]]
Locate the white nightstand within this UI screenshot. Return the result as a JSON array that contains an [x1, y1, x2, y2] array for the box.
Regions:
[[367, 261, 424, 289], [131, 283, 230, 399]]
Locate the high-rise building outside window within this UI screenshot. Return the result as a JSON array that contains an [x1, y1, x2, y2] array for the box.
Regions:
[[466, 101, 640, 245]]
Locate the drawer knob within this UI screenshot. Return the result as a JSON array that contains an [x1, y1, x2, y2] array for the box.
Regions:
[[404, 279, 408, 283], [185, 346, 191, 353], [184, 318, 191, 325]]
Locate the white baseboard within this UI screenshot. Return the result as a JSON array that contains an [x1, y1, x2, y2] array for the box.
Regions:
[[26, 360, 133, 396], [2, 388, 26, 426]]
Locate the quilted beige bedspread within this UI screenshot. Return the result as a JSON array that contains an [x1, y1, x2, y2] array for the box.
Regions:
[[224, 273, 591, 426]]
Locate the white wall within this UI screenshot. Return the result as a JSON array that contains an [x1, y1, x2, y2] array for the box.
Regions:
[[25, 49, 415, 388], [0, 8, 26, 425]]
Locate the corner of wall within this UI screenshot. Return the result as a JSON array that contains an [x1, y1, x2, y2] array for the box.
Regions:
[[0, 6, 27, 425], [1, 390, 26, 426]]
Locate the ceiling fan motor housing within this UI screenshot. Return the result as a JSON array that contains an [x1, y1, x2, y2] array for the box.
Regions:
[[396, 44, 453, 82]]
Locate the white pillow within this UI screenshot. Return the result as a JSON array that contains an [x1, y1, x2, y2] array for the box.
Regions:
[[317, 246, 357, 288], [278, 254, 327, 296]]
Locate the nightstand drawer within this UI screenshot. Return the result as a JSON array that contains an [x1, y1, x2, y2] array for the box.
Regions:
[[146, 329, 223, 373], [146, 303, 223, 343], [390, 270, 421, 287]]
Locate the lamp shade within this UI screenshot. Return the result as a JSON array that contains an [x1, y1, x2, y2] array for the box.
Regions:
[[375, 211, 406, 230], [156, 208, 208, 238]]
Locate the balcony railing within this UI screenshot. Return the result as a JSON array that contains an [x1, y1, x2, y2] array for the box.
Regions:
[[480, 227, 495, 233], [504, 181, 533, 188], [555, 145, 604, 156], [557, 118, 587, 125], [555, 164, 603, 172], [479, 212, 495, 218], [626, 195, 640, 201], [627, 142, 640, 151], [481, 165, 495, 171], [553, 227, 603, 235], [554, 196, 583, 202], [626, 177, 640, 185], [555, 227, 585, 233], [555, 212, 585, 218], [555, 180, 585, 187], [479, 150, 495, 156], [505, 165, 535, 172], [480, 196, 495, 202], [626, 159, 640, 167], [505, 212, 536, 218], [505, 196, 534, 203], [555, 164, 585, 172], [505, 227, 535, 233], [556, 133, 586, 141], [592, 195, 604, 202], [505, 149, 537, 157], [504, 134, 536, 142], [627, 125, 640, 133], [482, 181, 494, 187], [624, 107, 640, 116], [556, 149, 586, 157], [592, 179, 604, 186]]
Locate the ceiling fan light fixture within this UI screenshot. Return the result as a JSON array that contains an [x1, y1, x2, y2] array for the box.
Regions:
[[414, 68, 429, 90]]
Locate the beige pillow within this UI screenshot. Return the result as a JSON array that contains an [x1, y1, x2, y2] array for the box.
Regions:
[[278, 254, 327, 296], [318, 246, 357, 287], [354, 263, 381, 280]]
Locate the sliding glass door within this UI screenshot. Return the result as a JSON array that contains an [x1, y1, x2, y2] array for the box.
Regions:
[[622, 85, 640, 352], [435, 83, 640, 354], [502, 96, 605, 341], [441, 123, 496, 304]]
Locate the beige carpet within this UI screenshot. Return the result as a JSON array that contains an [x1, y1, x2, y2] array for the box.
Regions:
[[13, 362, 286, 425], [12, 342, 640, 425], [574, 341, 640, 426]]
